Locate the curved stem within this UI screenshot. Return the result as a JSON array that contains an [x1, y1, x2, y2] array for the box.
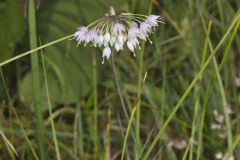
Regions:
[[0, 35, 73, 67]]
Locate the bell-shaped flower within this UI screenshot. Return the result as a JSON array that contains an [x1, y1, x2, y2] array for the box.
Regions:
[[102, 47, 111, 59], [84, 31, 95, 44], [97, 34, 104, 47], [115, 43, 121, 52], [118, 35, 125, 45], [74, 27, 88, 43], [104, 33, 111, 46], [127, 37, 139, 53], [139, 31, 148, 41], [140, 22, 152, 34], [146, 15, 160, 27], [110, 36, 116, 46], [112, 23, 126, 34], [128, 24, 140, 39]]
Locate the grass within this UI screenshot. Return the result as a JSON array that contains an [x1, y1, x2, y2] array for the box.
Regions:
[[142, 13, 240, 160], [28, 0, 46, 159], [41, 49, 61, 159], [0, 0, 240, 159], [0, 68, 40, 160]]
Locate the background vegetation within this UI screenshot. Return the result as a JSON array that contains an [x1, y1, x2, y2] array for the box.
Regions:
[[0, 0, 240, 159]]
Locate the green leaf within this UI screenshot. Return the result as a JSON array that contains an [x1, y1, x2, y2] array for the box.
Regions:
[[0, 0, 24, 61]]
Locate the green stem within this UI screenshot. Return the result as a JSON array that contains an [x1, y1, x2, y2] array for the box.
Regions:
[[121, 107, 137, 160], [111, 53, 128, 120], [41, 53, 61, 160], [111, 53, 131, 160], [77, 103, 84, 158], [0, 35, 73, 67], [135, 42, 144, 158], [202, 20, 233, 155], [28, 1, 46, 159], [135, 3, 154, 158], [217, 0, 225, 26], [92, 52, 98, 159]]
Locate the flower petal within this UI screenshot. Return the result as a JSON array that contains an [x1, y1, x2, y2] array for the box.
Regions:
[[102, 47, 111, 59], [127, 41, 135, 52], [113, 23, 126, 33]]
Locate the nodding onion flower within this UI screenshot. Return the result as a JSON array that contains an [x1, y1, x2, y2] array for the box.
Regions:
[[74, 6, 164, 64]]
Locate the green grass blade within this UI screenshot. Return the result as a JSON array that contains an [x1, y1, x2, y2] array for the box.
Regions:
[[41, 51, 61, 160], [121, 106, 137, 160], [217, 0, 225, 26], [189, 94, 200, 160], [76, 103, 84, 158], [28, 0, 46, 159], [201, 17, 234, 155], [220, 17, 240, 68], [0, 131, 18, 157]]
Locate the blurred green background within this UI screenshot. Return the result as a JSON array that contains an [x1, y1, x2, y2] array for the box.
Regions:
[[0, 0, 240, 159]]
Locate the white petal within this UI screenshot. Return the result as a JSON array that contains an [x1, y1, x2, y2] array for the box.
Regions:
[[102, 47, 111, 59], [147, 15, 159, 20], [84, 31, 92, 43], [127, 41, 135, 52], [128, 26, 140, 39], [74, 27, 88, 43], [79, 34, 86, 43], [139, 31, 148, 40], [115, 43, 121, 52], [113, 23, 126, 33], [104, 33, 111, 44], [74, 31, 81, 39], [110, 36, 116, 46], [92, 31, 99, 44], [118, 35, 125, 45], [146, 15, 160, 26], [131, 38, 139, 46], [97, 35, 104, 47], [140, 22, 152, 33]]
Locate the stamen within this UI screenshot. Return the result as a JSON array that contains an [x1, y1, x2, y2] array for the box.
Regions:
[[133, 52, 136, 57], [147, 37, 152, 44]]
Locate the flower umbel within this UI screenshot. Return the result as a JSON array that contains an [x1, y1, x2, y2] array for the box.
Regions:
[[74, 6, 164, 64]]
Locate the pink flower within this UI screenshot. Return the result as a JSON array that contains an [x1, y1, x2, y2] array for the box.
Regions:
[[73, 7, 164, 63]]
